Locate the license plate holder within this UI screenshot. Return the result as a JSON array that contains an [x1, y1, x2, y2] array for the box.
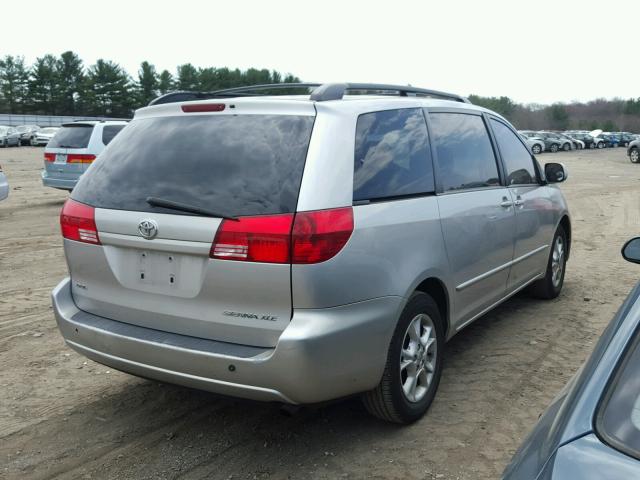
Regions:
[[54, 154, 67, 164], [137, 250, 178, 287]]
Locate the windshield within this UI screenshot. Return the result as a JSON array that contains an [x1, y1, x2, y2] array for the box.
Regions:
[[48, 125, 93, 148], [72, 114, 315, 217]]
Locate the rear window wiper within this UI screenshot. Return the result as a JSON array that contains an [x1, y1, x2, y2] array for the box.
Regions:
[[146, 196, 239, 221]]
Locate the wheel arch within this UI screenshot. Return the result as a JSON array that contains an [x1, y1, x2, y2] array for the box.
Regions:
[[558, 214, 571, 260], [413, 277, 450, 339]]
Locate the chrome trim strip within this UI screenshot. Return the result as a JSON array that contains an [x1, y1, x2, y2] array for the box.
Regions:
[[455, 273, 544, 332], [456, 244, 548, 291]]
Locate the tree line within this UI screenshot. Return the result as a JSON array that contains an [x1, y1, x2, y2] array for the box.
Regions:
[[0, 51, 301, 117], [469, 95, 640, 132]]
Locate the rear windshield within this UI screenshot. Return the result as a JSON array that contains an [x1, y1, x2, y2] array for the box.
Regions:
[[101, 125, 125, 145], [48, 125, 94, 148], [72, 114, 315, 217]]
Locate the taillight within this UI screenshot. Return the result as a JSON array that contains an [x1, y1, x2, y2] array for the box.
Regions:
[[67, 154, 96, 164], [292, 207, 353, 264], [210, 207, 353, 264], [60, 199, 101, 244], [211, 214, 293, 263], [44, 153, 55, 162]]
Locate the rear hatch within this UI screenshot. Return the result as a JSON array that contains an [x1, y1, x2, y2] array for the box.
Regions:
[[44, 123, 96, 180], [66, 102, 316, 347]]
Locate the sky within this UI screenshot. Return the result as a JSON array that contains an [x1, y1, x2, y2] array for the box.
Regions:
[[2, 0, 638, 105]]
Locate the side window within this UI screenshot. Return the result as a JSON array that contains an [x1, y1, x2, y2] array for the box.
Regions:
[[353, 108, 433, 201], [490, 119, 538, 185], [102, 125, 125, 145], [429, 112, 500, 192]]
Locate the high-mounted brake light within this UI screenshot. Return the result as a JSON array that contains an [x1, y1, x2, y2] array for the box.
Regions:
[[182, 103, 226, 113], [210, 207, 353, 264], [44, 153, 55, 162], [67, 154, 96, 164], [60, 199, 101, 244]]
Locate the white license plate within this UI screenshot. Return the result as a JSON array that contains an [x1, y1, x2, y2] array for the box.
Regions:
[[54, 154, 67, 164]]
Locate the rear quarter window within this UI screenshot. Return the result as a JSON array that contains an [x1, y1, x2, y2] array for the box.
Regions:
[[48, 125, 94, 149], [102, 125, 125, 145], [353, 108, 433, 202]]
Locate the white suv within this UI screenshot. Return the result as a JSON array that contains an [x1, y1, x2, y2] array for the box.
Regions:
[[41, 120, 127, 191]]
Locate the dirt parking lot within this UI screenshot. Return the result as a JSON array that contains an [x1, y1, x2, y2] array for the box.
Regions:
[[1, 146, 639, 479]]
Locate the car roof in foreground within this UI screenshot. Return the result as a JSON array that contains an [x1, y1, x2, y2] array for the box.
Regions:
[[135, 94, 503, 122]]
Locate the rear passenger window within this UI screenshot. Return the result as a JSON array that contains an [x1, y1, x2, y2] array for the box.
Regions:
[[353, 108, 433, 201], [429, 113, 500, 192], [102, 125, 125, 145], [491, 119, 537, 185]]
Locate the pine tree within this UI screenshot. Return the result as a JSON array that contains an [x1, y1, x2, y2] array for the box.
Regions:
[[85, 59, 134, 117], [0, 55, 29, 113], [137, 61, 159, 106], [56, 51, 85, 115], [28, 54, 59, 114]]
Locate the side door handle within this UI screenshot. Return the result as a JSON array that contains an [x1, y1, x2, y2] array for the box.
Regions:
[[500, 197, 513, 208], [514, 195, 524, 208]]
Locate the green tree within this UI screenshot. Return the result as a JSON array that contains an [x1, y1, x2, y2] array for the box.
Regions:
[[56, 51, 85, 115], [0, 55, 29, 113], [84, 59, 133, 116], [137, 61, 159, 106], [176, 63, 199, 90], [158, 70, 174, 94], [468, 95, 516, 119], [28, 54, 59, 114], [547, 103, 570, 130]]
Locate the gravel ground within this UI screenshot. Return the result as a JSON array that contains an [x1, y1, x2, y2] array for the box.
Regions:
[[1, 146, 639, 479]]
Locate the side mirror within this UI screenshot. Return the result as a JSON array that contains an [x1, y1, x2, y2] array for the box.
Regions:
[[622, 238, 640, 264], [545, 162, 568, 183]]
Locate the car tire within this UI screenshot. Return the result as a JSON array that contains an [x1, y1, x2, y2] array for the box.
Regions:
[[630, 148, 639, 163], [597, 142, 604, 149], [530, 225, 567, 300], [532, 144, 542, 155], [550, 144, 559, 153], [562, 142, 571, 152], [362, 292, 444, 424]]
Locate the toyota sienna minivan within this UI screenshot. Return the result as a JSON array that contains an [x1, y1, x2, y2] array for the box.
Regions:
[[51, 83, 571, 423]]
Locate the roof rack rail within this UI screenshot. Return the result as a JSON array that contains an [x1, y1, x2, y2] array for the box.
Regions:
[[148, 82, 470, 106], [310, 83, 470, 103]]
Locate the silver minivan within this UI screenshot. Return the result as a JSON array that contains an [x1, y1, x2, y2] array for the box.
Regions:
[[51, 83, 571, 423], [42, 121, 127, 190]]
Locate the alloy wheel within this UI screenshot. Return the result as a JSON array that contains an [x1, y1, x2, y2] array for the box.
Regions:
[[551, 236, 565, 288], [400, 314, 437, 403]]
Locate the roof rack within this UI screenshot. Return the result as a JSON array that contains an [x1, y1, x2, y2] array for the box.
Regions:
[[148, 82, 470, 106]]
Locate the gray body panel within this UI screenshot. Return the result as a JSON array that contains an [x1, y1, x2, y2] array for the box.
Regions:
[[0, 172, 8, 201], [53, 95, 571, 404]]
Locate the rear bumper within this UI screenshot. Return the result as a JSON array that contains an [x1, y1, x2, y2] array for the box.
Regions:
[[52, 277, 402, 404], [41, 170, 77, 190]]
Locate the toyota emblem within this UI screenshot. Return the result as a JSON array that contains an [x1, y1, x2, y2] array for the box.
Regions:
[[138, 219, 158, 240]]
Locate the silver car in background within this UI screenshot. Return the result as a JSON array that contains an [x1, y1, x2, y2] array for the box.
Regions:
[[0, 126, 21, 147], [31, 127, 59, 146], [51, 83, 571, 423]]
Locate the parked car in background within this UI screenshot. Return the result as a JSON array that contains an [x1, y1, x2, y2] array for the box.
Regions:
[[526, 132, 564, 153], [51, 83, 571, 424], [0, 163, 8, 201], [41, 121, 127, 191], [31, 127, 60, 146], [628, 139, 639, 163], [16, 125, 40, 145], [539, 132, 573, 152], [0, 126, 21, 147], [568, 132, 598, 149], [519, 132, 545, 154], [503, 238, 640, 479], [554, 132, 583, 150], [620, 133, 635, 147]]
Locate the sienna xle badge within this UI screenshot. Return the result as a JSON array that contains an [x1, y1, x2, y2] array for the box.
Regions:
[[52, 83, 571, 423]]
